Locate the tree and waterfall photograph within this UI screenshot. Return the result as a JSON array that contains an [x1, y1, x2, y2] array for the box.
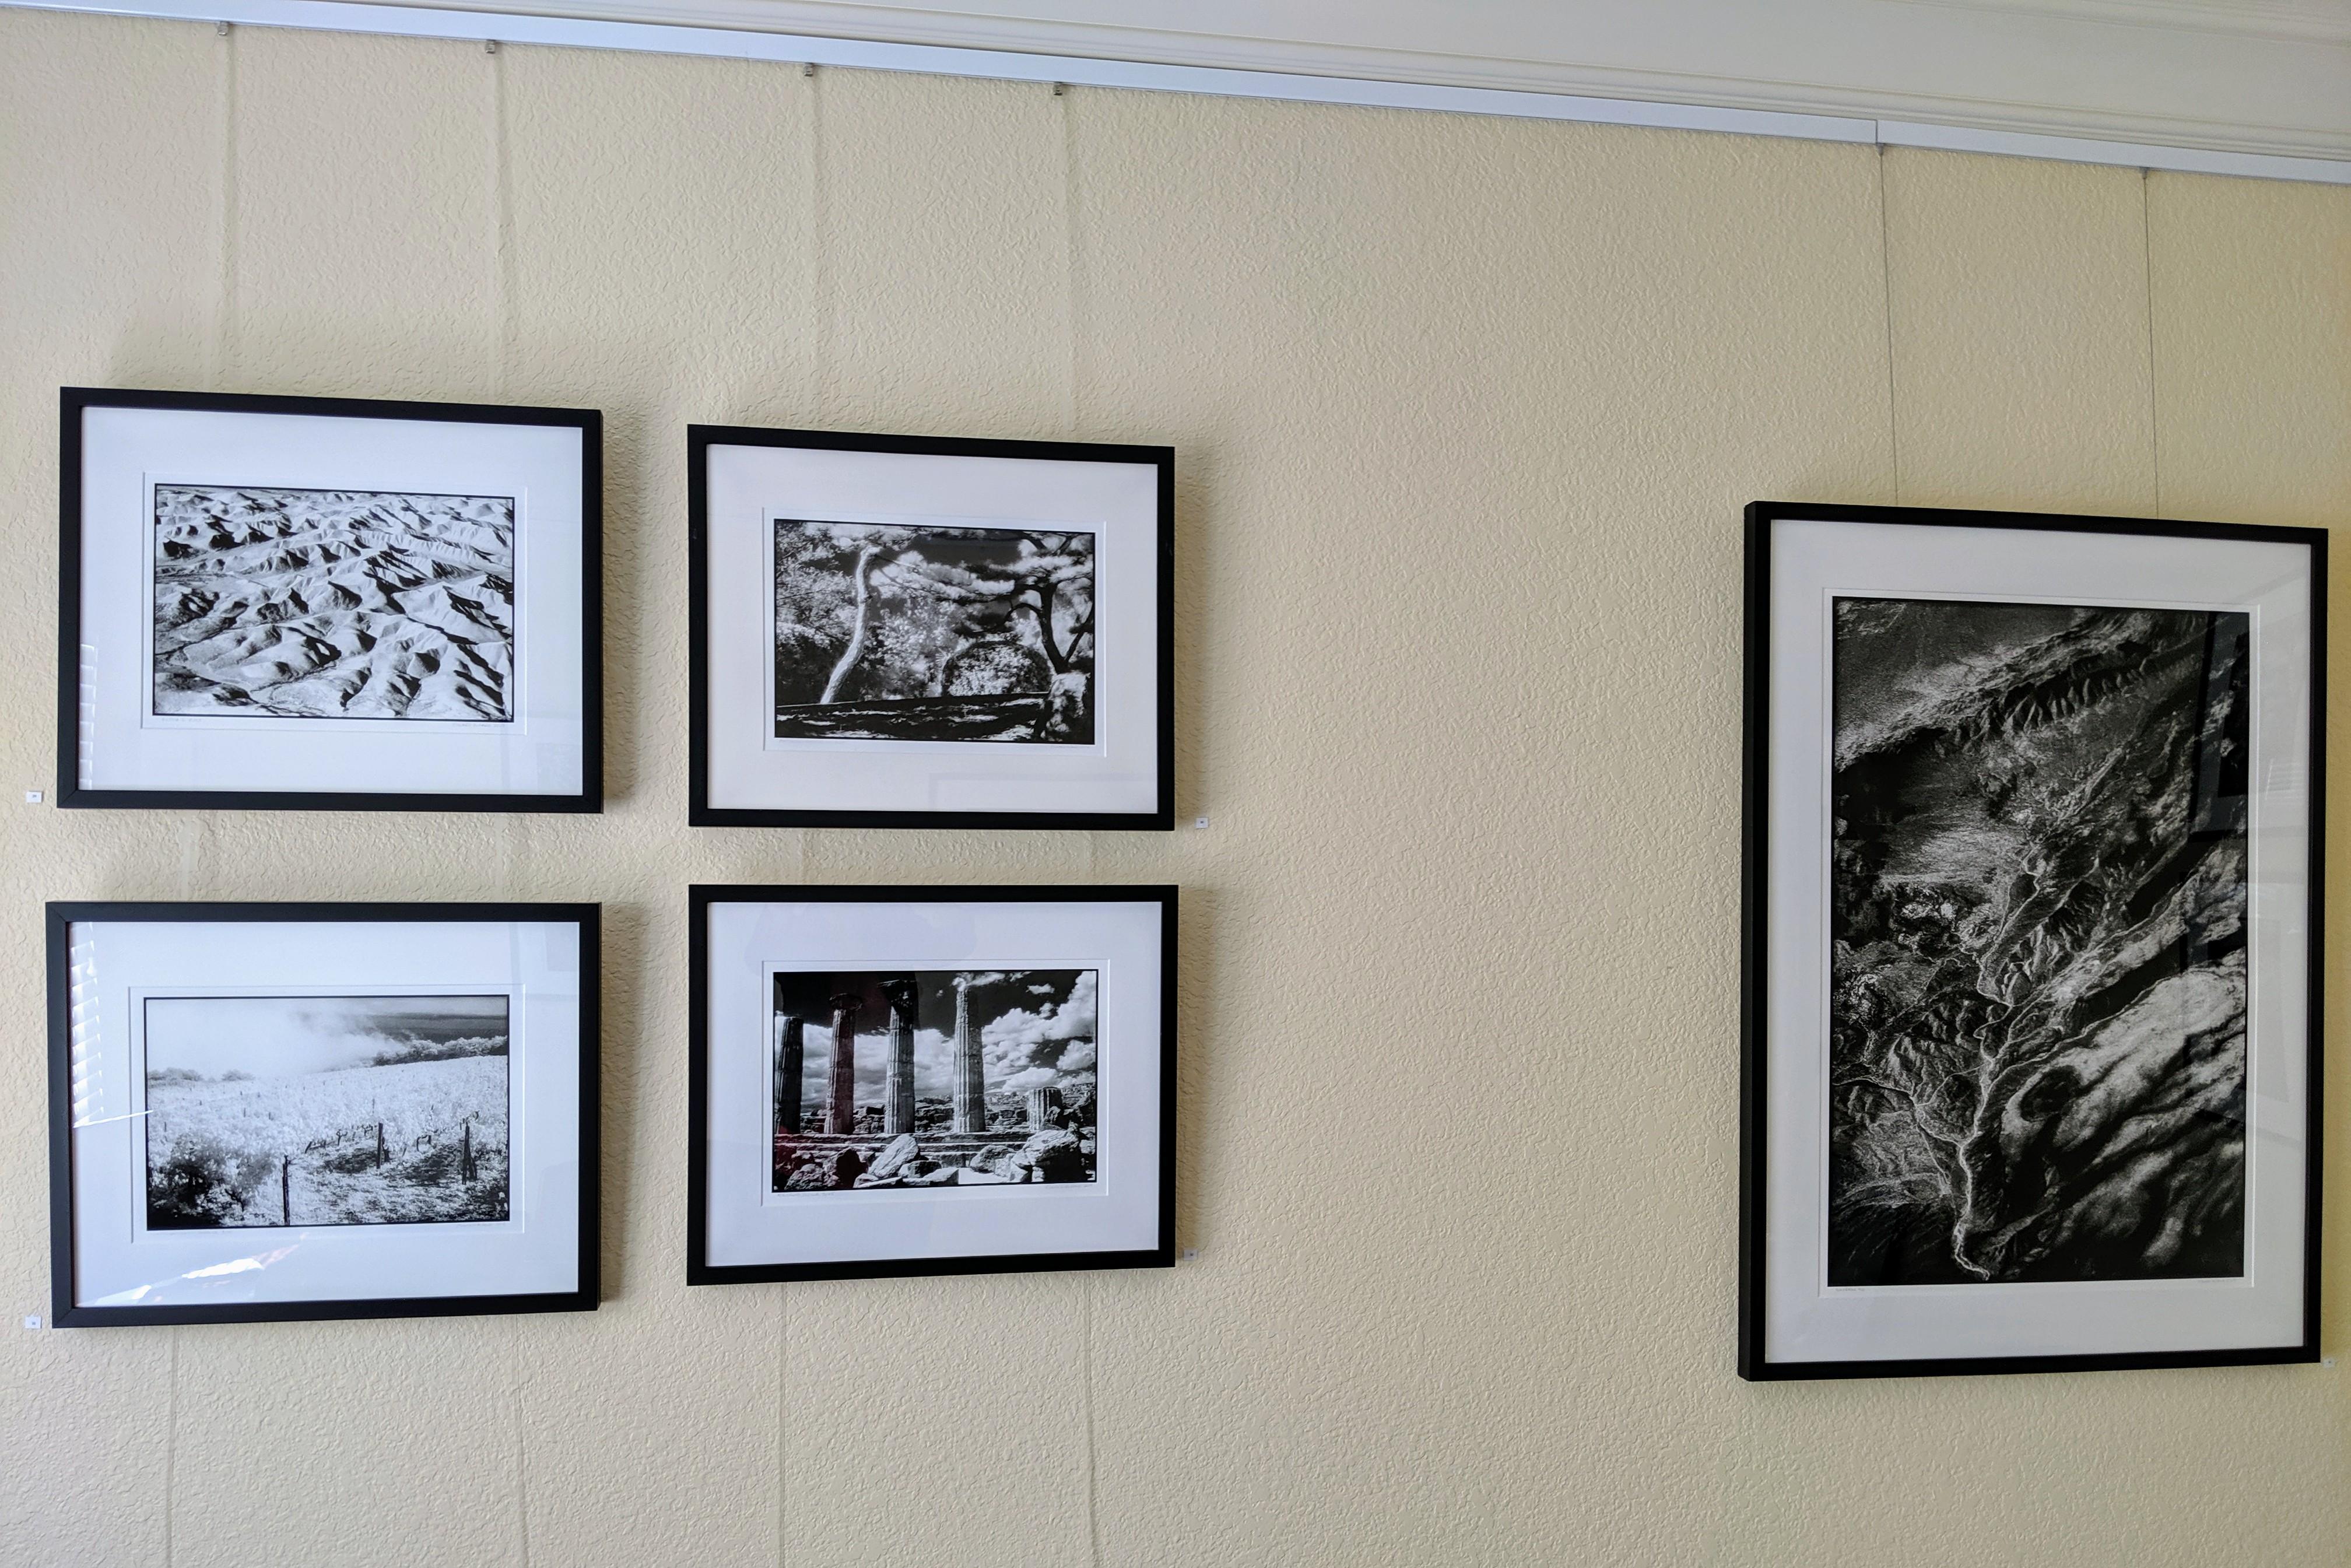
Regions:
[[771, 519, 1096, 744], [770, 968, 1099, 1192], [143, 994, 512, 1229], [1827, 597, 2251, 1288]]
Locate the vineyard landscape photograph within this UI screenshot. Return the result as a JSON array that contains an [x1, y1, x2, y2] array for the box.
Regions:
[[142, 993, 512, 1229], [771, 518, 1097, 744]]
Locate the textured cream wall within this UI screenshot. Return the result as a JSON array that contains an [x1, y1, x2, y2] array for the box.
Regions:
[[2, 10, 2348, 1565]]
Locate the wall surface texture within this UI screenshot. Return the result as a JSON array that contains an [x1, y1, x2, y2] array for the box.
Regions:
[[3, 10, 2349, 1565]]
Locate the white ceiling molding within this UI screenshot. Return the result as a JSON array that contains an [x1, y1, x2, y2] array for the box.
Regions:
[[1920, 0, 2350, 47], [348, 0, 2351, 159], [10, 0, 2350, 183]]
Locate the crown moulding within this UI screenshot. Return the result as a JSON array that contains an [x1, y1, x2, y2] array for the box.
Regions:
[[367, 0, 2351, 160], [12, 0, 2350, 174], [1925, 0, 2351, 48]]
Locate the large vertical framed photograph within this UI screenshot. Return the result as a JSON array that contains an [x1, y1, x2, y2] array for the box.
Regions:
[[1741, 501, 2324, 1380], [59, 388, 602, 812], [689, 426, 1173, 829], [688, 885, 1176, 1283], [48, 902, 599, 1326]]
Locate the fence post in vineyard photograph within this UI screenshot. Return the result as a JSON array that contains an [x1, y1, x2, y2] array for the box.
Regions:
[[135, 994, 514, 1233]]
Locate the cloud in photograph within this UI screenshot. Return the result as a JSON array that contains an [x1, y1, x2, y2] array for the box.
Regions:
[[145, 994, 508, 1081], [981, 970, 1097, 1081]]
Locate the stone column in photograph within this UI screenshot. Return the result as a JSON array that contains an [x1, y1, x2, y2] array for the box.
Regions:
[[1025, 1084, 1059, 1129], [772, 1008, 804, 1135], [881, 977, 918, 1135], [951, 974, 987, 1134], [826, 993, 860, 1135]]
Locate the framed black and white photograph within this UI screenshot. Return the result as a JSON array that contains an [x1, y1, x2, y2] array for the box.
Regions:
[[689, 426, 1173, 829], [59, 387, 601, 811], [688, 885, 1175, 1283], [48, 902, 599, 1325], [1741, 501, 2323, 1380]]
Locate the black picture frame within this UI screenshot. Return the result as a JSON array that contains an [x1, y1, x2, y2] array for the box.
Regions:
[[47, 900, 602, 1327], [686, 883, 1178, 1284], [58, 386, 603, 813], [1739, 500, 2325, 1380], [686, 425, 1175, 830]]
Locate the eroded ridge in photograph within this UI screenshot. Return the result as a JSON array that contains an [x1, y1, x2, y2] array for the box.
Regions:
[[1828, 598, 2251, 1286], [772, 520, 1096, 744], [152, 484, 517, 721], [143, 994, 512, 1228], [771, 969, 1098, 1191]]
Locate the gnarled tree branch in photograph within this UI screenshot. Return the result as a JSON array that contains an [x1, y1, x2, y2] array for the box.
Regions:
[[773, 519, 1096, 744]]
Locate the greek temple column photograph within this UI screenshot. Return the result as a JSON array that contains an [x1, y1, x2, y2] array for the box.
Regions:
[[769, 967, 1099, 1191]]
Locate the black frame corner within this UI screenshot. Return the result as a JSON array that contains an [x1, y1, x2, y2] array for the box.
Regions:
[[685, 882, 1178, 1285], [47, 899, 602, 1328], [57, 386, 603, 815], [1738, 499, 2325, 1381], [685, 423, 1174, 831]]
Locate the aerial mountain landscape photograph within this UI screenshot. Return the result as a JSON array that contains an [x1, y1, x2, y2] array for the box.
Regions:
[[1827, 597, 2251, 1288], [151, 483, 517, 722], [771, 518, 1097, 745]]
